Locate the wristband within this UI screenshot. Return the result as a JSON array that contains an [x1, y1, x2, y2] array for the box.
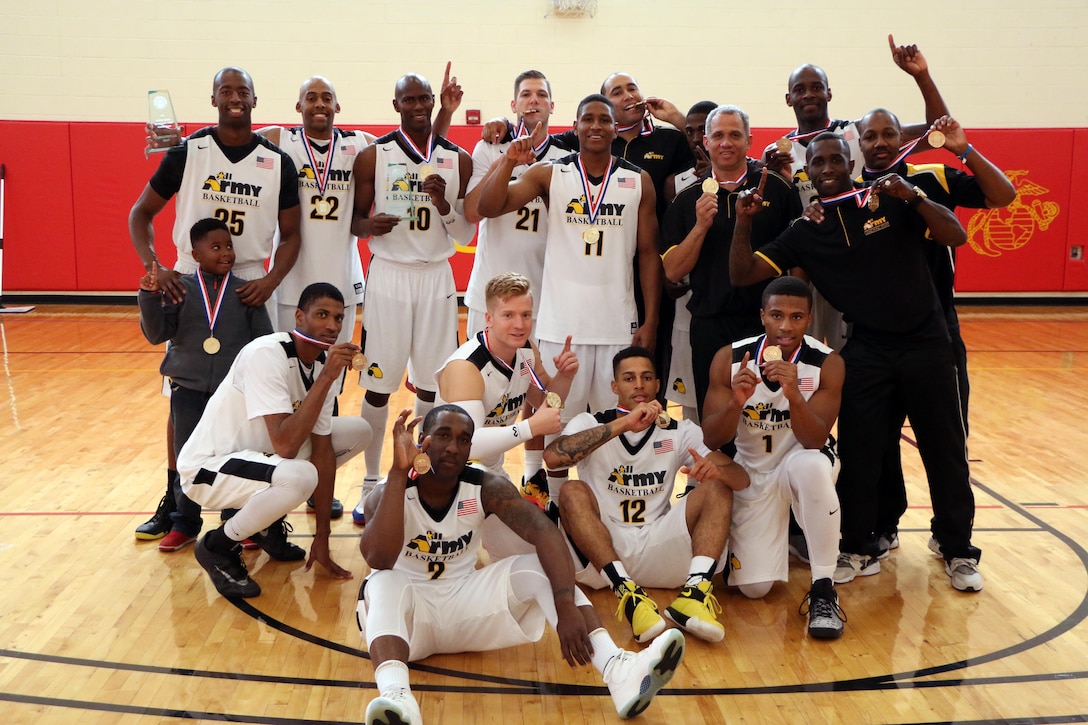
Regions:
[[957, 144, 974, 162]]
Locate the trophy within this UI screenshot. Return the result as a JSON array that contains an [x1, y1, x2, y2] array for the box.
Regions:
[[385, 162, 416, 221], [147, 90, 181, 155]]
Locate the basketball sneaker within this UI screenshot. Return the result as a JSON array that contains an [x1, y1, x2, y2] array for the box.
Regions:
[[307, 495, 344, 520], [614, 580, 666, 644], [800, 577, 846, 639], [365, 688, 421, 725], [248, 517, 306, 561], [521, 469, 550, 511], [877, 530, 899, 559], [833, 552, 880, 584], [134, 494, 174, 540], [158, 530, 196, 552], [664, 580, 724, 642], [602, 628, 686, 719], [194, 534, 261, 598], [353, 477, 383, 526], [945, 558, 984, 592]]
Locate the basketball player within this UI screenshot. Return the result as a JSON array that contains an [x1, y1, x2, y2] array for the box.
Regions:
[[179, 283, 371, 598], [129, 66, 301, 309], [129, 66, 301, 541], [544, 347, 748, 644], [463, 70, 572, 337], [358, 406, 686, 724], [474, 94, 663, 501], [433, 273, 578, 540], [661, 105, 802, 417], [728, 133, 983, 593], [349, 72, 475, 520], [701, 276, 847, 638]]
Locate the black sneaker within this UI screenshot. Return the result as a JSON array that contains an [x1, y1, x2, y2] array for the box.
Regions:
[[249, 517, 306, 561], [307, 496, 344, 520], [135, 494, 174, 540], [194, 534, 261, 598], [800, 578, 846, 639]]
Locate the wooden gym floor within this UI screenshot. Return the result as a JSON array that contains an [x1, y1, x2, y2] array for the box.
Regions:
[[0, 304, 1086, 724]]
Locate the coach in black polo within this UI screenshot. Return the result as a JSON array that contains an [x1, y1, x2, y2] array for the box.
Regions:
[[726, 132, 983, 593]]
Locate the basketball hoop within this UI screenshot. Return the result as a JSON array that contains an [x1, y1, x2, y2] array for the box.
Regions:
[[552, 0, 597, 17]]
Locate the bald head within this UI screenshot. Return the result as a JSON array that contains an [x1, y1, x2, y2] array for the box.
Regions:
[[858, 107, 901, 134], [787, 64, 828, 90], [213, 66, 254, 94], [297, 76, 340, 136], [299, 75, 336, 100]]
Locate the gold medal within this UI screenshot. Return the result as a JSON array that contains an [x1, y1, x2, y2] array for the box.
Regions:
[[927, 130, 946, 148], [582, 227, 600, 244], [545, 391, 563, 409], [775, 138, 793, 154], [656, 411, 672, 429], [763, 345, 782, 362], [413, 452, 432, 475], [316, 198, 331, 216], [351, 352, 368, 370], [203, 336, 221, 355], [868, 192, 880, 211], [701, 177, 719, 195], [418, 164, 436, 179]]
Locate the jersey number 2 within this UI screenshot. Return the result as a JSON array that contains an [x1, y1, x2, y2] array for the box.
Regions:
[[427, 561, 445, 580]]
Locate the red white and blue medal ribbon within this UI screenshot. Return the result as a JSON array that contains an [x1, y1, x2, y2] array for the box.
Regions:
[[196, 270, 230, 336], [397, 128, 434, 164], [291, 329, 332, 349], [862, 124, 941, 175], [513, 118, 549, 158], [787, 123, 836, 144], [616, 115, 654, 136], [818, 185, 875, 209], [301, 130, 338, 199], [712, 168, 748, 188], [576, 156, 618, 228], [481, 329, 546, 392]]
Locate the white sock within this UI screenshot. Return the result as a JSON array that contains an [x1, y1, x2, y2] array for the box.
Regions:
[[524, 449, 544, 481], [360, 399, 389, 480], [685, 555, 716, 586], [589, 627, 622, 675], [374, 660, 411, 696], [413, 395, 435, 421]]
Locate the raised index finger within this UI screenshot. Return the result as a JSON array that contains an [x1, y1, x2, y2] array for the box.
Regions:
[[443, 61, 452, 86], [888, 33, 896, 53], [563, 335, 572, 354], [757, 166, 769, 197], [740, 350, 751, 367]]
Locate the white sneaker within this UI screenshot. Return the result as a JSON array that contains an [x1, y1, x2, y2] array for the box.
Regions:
[[833, 552, 881, 584], [603, 629, 685, 719], [876, 531, 899, 559], [366, 688, 421, 725], [946, 557, 984, 592], [353, 477, 384, 526], [927, 536, 943, 557]]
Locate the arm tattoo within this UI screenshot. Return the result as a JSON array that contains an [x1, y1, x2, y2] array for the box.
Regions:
[[549, 425, 612, 468]]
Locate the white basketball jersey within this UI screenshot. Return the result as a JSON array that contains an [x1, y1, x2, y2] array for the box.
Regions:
[[464, 138, 570, 314], [275, 128, 367, 304], [563, 411, 708, 527], [434, 332, 537, 470], [538, 155, 643, 345], [370, 131, 464, 264], [174, 132, 284, 268], [394, 468, 487, 583], [730, 334, 834, 474]]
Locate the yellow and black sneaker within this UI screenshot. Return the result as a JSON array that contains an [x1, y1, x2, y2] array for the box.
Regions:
[[665, 579, 725, 642]]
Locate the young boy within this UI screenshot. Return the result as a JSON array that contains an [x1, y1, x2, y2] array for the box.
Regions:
[[136, 218, 273, 552]]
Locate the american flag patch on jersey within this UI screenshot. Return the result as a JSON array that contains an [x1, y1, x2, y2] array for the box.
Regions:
[[799, 377, 815, 392], [438, 157, 454, 169], [653, 439, 674, 454], [519, 360, 531, 377], [340, 145, 357, 155], [457, 498, 479, 516], [256, 155, 274, 169], [618, 176, 635, 189]]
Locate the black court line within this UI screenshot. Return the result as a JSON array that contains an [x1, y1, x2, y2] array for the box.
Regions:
[[2, 477, 1086, 720]]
